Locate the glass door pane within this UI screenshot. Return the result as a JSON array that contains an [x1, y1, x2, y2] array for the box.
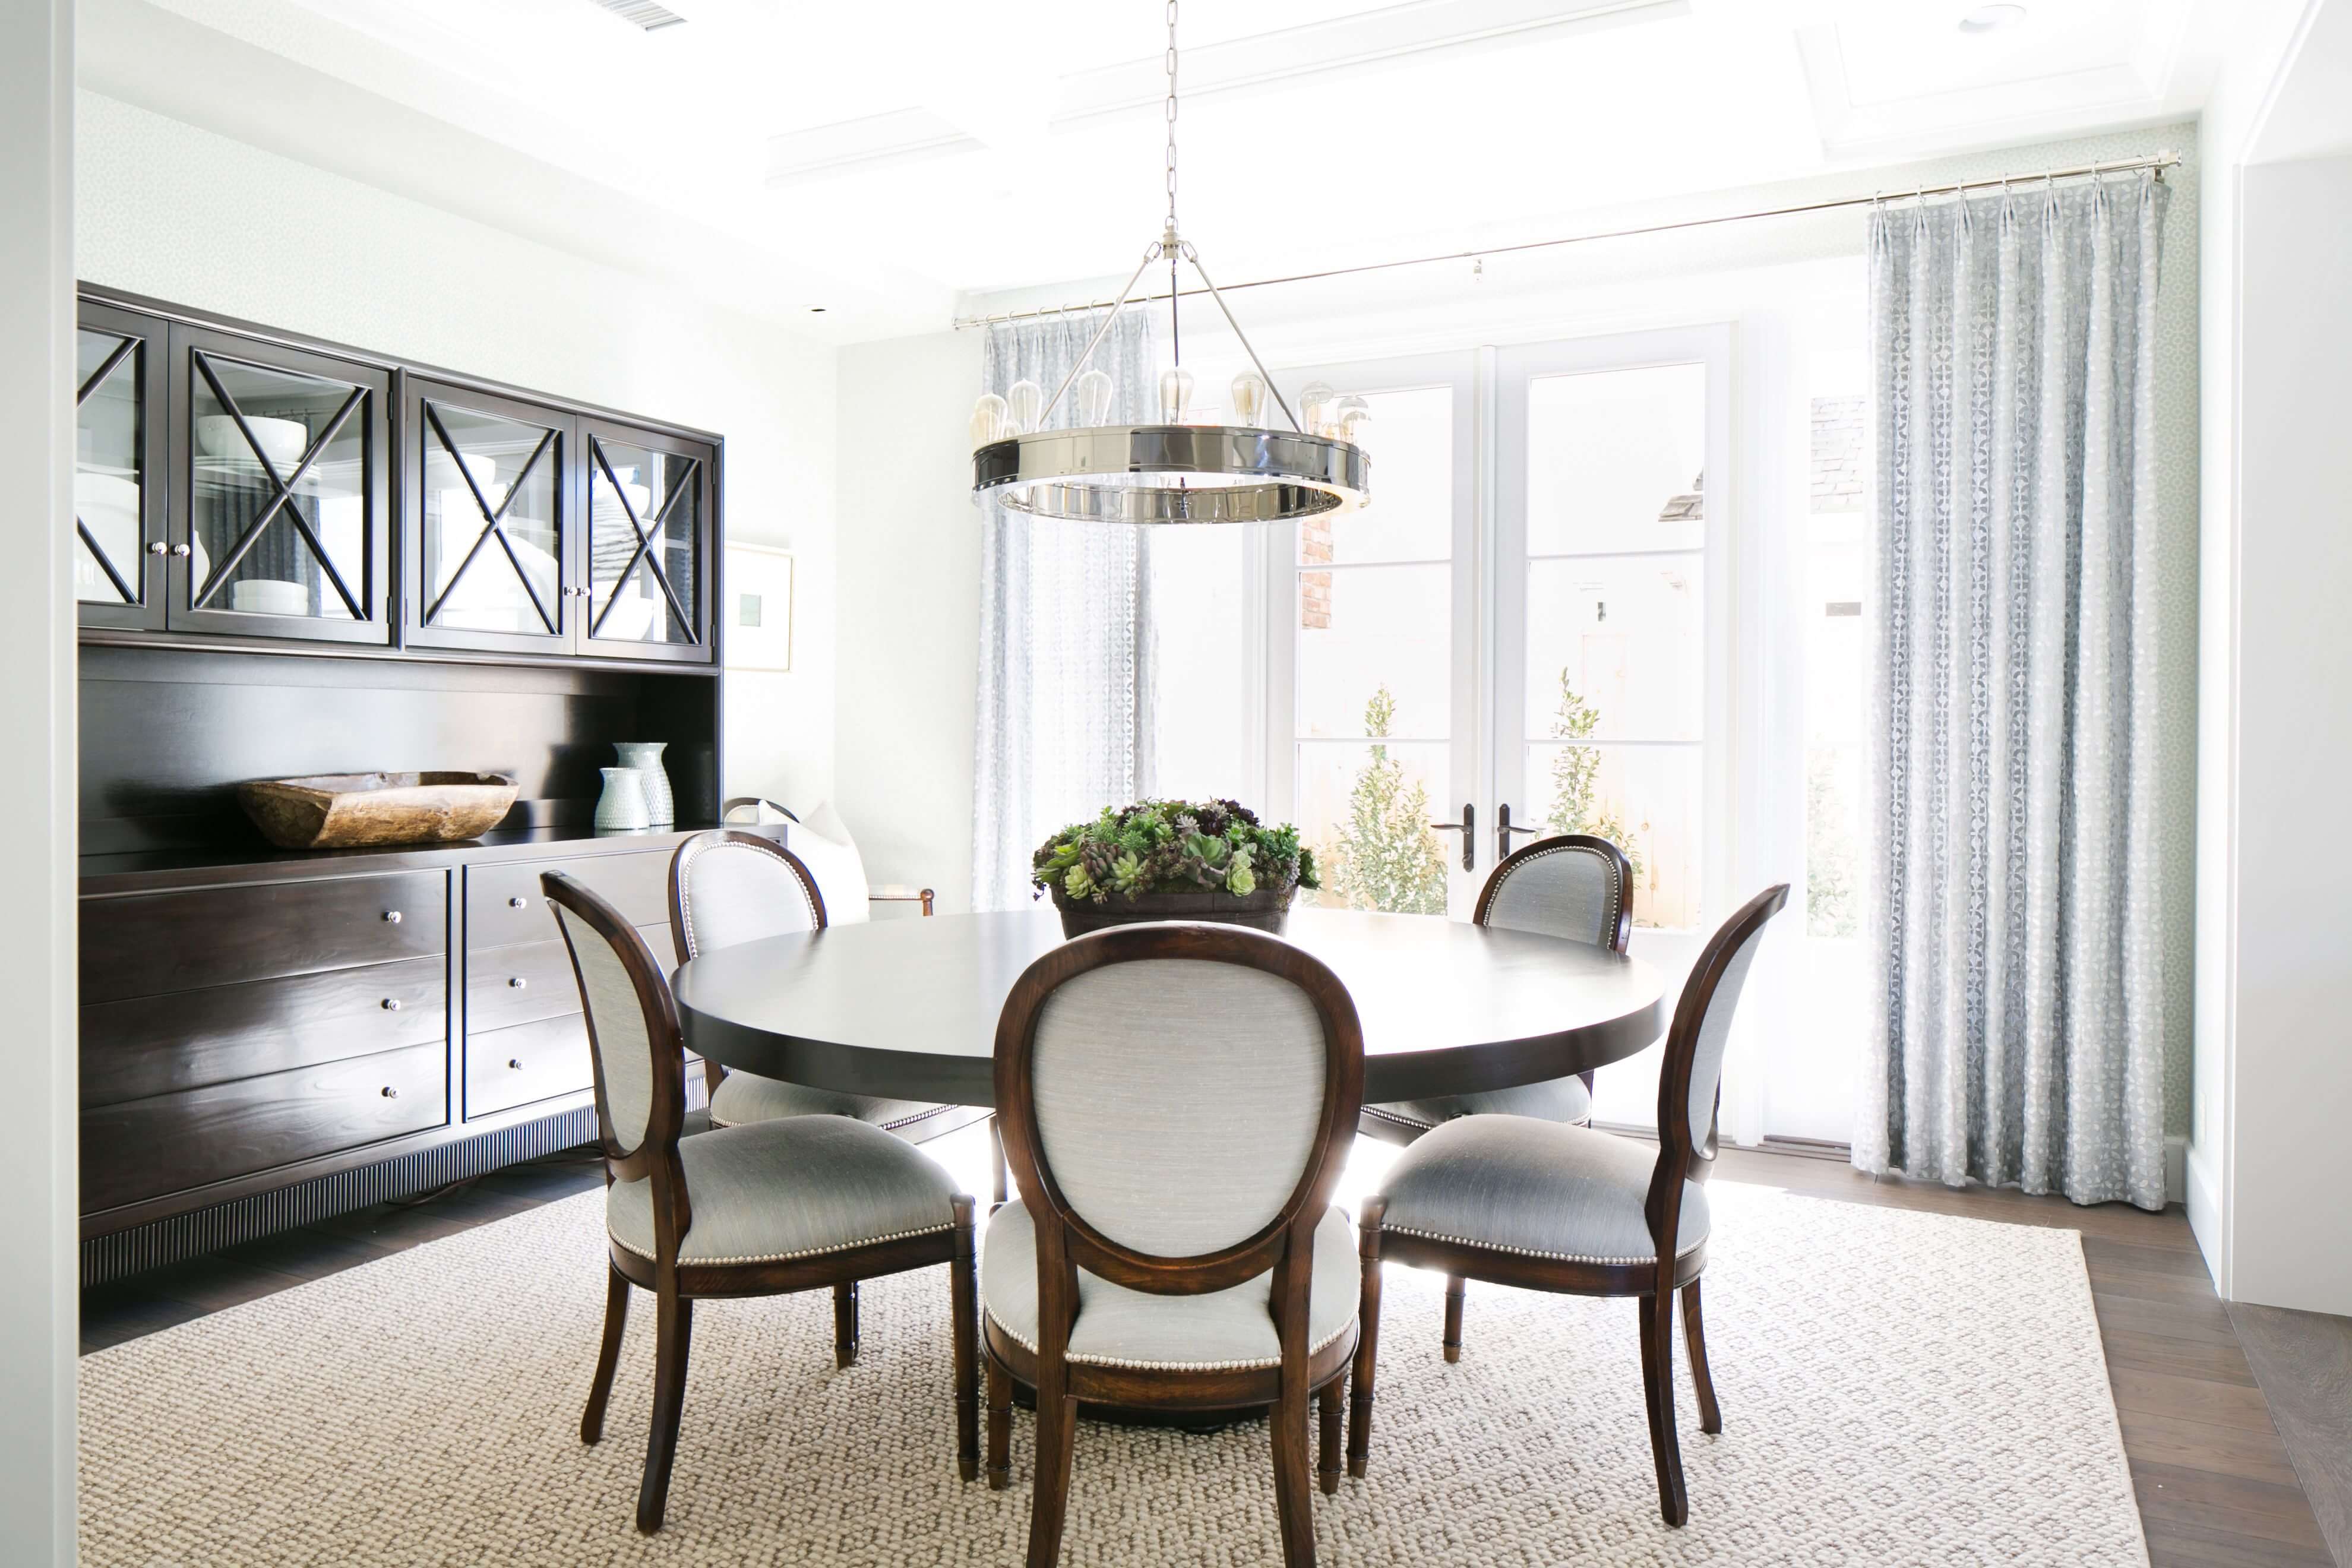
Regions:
[[418, 399, 563, 641], [586, 434, 702, 651], [1273, 369, 1477, 916], [186, 349, 371, 626], [76, 327, 147, 608]]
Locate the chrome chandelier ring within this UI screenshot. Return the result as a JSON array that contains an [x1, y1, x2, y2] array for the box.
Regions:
[[973, 424, 1368, 524]]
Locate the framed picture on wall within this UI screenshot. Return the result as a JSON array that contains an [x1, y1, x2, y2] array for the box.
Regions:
[[725, 545, 794, 671]]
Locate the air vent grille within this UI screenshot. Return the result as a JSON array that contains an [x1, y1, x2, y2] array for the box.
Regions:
[[591, 0, 685, 31]]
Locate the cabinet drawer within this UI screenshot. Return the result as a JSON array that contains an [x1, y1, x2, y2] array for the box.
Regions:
[[81, 1042, 448, 1215], [466, 1014, 595, 1120], [83, 871, 448, 1004], [467, 852, 675, 952], [81, 955, 448, 1108], [467, 924, 671, 1035]]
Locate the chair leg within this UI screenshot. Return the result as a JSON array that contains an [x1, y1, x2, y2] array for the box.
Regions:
[[1348, 1197, 1386, 1480], [950, 1197, 980, 1481], [1441, 1275, 1467, 1364], [990, 1117, 1010, 1210], [1025, 1389, 1077, 1568], [833, 1281, 860, 1368], [1637, 1292, 1688, 1528], [1317, 1377, 1344, 1496], [581, 1263, 630, 1445], [1681, 1278, 1721, 1434], [985, 1357, 1013, 1491], [1271, 1382, 1317, 1568], [636, 1293, 694, 1534]]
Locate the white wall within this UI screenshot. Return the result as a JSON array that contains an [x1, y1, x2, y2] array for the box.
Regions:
[[832, 331, 984, 906], [72, 90, 842, 809], [0, 1, 78, 1559]]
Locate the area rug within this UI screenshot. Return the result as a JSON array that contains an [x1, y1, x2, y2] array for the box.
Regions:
[[78, 1181, 2147, 1566]]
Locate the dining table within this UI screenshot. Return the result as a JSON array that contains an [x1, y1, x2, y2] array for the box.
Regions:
[[674, 906, 1670, 1108]]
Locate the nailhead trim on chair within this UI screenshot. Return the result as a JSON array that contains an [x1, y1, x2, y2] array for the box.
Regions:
[[1360, 1104, 1437, 1132], [983, 1309, 1357, 1373], [610, 1219, 953, 1267], [1380, 1223, 1705, 1268], [675, 839, 822, 962]]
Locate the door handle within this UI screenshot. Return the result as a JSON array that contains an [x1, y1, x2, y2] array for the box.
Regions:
[[1429, 802, 1477, 872], [1496, 803, 1541, 864]]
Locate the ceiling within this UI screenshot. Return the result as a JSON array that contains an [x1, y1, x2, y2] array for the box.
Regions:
[[82, 0, 2233, 340]]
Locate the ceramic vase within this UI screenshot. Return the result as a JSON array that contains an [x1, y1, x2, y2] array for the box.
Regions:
[[594, 767, 652, 832], [614, 742, 672, 825]]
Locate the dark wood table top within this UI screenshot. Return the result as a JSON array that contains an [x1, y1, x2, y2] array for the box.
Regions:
[[674, 908, 1668, 1108]]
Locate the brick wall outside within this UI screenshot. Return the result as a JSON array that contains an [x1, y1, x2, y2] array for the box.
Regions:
[[1298, 511, 1333, 630]]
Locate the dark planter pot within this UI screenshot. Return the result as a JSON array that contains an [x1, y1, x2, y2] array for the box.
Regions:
[[1049, 883, 1294, 938]]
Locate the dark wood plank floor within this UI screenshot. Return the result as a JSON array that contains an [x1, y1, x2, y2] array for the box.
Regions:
[[81, 1142, 2342, 1567]]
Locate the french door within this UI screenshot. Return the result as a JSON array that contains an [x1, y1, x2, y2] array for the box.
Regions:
[[1266, 327, 1747, 1131]]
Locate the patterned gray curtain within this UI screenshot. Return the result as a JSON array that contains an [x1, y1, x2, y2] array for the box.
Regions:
[[971, 310, 1155, 911], [1855, 172, 2171, 1210]]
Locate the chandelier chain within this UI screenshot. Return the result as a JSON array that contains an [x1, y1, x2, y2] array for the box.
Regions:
[[1164, 0, 1179, 236]]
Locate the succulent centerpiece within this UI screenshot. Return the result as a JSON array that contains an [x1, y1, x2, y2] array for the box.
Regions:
[[1033, 799, 1320, 937]]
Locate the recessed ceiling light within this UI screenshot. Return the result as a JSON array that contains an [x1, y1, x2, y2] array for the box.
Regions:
[[808, 306, 827, 314], [1959, 4, 2027, 32]]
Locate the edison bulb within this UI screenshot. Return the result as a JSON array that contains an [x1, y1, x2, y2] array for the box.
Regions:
[[969, 393, 1009, 450], [1005, 380, 1044, 437], [1158, 367, 1196, 423], [1298, 381, 1336, 437], [1075, 369, 1115, 428], [1335, 394, 1371, 448], [1229, 371, 1269, 428]]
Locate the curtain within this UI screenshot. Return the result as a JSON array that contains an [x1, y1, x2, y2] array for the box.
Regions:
[[1855, 172, 2171, 1210], [971, 309, 1155, 911]]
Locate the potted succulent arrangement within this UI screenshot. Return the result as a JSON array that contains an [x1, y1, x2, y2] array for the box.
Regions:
[[1034, 798, 1320, 937]]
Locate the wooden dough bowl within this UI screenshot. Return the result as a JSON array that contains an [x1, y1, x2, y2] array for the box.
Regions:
[[238, 772, 520, 850]]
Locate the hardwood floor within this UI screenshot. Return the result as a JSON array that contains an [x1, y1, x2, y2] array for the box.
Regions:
[[80, 1139, 2344, 1567]]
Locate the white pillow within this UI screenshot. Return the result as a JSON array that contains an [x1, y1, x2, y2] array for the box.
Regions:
[[787, 801, 872, 925]]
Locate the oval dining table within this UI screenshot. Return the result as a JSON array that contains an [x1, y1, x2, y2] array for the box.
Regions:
[[674, 906, 1670, 1107]]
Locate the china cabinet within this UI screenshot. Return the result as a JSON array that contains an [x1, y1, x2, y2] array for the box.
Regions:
[[581, 418, 714, 663], [74, 302, 169, 632], [404, 379, 574, 656]]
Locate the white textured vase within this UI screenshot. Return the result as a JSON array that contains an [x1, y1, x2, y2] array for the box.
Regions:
[[594, 768, 651, 832], [613, 742, 672, 825]]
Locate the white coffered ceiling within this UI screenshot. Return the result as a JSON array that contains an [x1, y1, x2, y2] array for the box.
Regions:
[[81, 0, 2232, 340]]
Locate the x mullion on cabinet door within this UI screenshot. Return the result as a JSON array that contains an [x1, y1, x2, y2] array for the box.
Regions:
[[75, 301, 171, 633], [164, 322, 394, 647], [403, 377, 576, 657], [576, 417, 715, 665]]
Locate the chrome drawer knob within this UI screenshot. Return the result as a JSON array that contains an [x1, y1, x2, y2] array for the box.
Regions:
[[380, 1086, 399, 1098], [169, 542, 192, 558], [508, 896, 528, 909], [381, 998, 400, 1011], [508, 1058, 523, 1070], [508, 976, 527, 990], [147, 540, 169, 555], [382, 910, 403, 924]]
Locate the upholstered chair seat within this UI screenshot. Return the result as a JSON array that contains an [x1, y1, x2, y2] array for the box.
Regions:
[[607, 1115, 961, 1268], [1376, 1114, 1708, 1266], [981, 1199, 1360, 1371], [1362, 1075, 1592, 1141], [706, 1074, 956, 1135]]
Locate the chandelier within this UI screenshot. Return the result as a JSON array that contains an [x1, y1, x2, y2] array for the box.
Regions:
[[968, 1, 1370, 524]]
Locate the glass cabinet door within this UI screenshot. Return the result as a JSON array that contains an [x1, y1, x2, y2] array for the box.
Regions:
[[75, 303, 168, 631], [406, 381, 571, 654], [580, 420, 712, 663], [169, 326, 391, 645]]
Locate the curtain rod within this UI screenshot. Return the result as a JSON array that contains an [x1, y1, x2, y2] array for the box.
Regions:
[[951, 150, 2180, 330]]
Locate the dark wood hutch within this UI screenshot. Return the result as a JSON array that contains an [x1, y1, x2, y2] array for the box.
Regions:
[[74, 286, 764, 1284]]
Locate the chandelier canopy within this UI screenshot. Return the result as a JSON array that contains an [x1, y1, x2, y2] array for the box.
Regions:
[[969, 1, 1370, 525]]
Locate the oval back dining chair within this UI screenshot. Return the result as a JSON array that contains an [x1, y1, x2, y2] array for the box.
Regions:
[[1350, 883, 1789, 1529], [982, 922, 1367, 1568], [1358, 833, 1635, 1361], [547, 870, 979, 1534]]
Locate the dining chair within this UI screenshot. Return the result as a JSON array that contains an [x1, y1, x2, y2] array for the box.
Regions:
[[982, 923, 1366, 1568], [546, 870, 980, 1533], [1358, 832, 1633, 1360], [1349, 883, 1788, 1528]]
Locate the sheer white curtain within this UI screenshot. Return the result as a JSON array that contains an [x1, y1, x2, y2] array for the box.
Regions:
[[1857, 173, 2171, 1209], [971, 310, 1156, 910]]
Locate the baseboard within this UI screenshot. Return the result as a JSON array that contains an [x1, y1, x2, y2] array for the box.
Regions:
[[2167, 1133, 2189, 1207], [2186, 1139, 2228, 1295]]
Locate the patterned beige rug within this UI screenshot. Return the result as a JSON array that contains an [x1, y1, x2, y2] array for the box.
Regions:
[[79, 1181, 2147, 1566]]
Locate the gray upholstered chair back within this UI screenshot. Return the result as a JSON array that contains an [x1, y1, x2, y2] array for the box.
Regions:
[[1029, 956, 1335, 1260], [548, 878, 679, 1159], [670, 830, 825, 963], [1476, 834, 1633, 953], [1660, 884, 1788, 1159]]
